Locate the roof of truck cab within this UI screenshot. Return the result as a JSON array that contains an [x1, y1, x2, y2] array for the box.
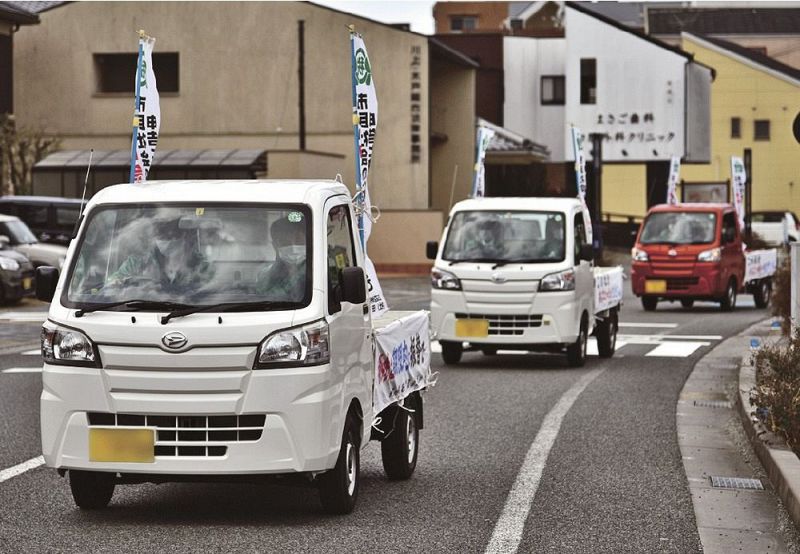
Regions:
[[648, 203, 734, 213], [88, 180, 350, 207], [450, 197, 582, 215]]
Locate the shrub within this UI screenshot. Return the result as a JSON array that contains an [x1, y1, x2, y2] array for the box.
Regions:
[[771, 256, 792, 334], [751, 333, 800, 456]]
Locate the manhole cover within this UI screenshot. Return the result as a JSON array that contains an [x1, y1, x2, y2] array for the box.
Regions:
[[710, 476, 764, 490], [693, 400, 732, 409]]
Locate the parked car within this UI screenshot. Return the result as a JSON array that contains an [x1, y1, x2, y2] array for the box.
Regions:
[[0, 196, 85, 246], [0, 214, 67, 268], [0, 240, 35, 305], [751, 211, 800, 245]]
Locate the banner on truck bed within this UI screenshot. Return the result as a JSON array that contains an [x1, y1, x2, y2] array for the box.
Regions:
[[666, 156, 680, 205], [129, 33, 160, 183], [731, 157, 747, 232], [744, 249, 777, 283], [350, 30, 388, 316], [373, 311, 432, 415], [594, 267, 624, 313], [570, 126, 593, 243], [471, 125, 495, 198]]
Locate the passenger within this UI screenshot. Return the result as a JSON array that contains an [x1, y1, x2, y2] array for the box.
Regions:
[[463, 219, 504, 258], [542, 217, 564, 259], [255, 217, 307, 301]]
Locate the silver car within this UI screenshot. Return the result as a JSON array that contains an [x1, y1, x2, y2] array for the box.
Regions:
[[0, 214, 67, 268]]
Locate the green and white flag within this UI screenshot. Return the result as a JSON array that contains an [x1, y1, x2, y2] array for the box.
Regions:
[[570, 126, 593, 243], [471, 126, 495, 197], [129, 34, 160, 183], [666, 156, 680, 205], [731, 156, 746, 231]]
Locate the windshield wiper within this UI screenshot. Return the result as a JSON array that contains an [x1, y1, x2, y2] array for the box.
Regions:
[[160, 300, 298, 324], [491, 258, 549, 269], [75, 300, 191, 318], [448, 258, 495, 266]]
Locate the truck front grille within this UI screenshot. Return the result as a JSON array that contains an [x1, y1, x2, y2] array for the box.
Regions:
[[455, 313, 544, 336], [667, 277, 700, 291], [87, 413, 266, 457]]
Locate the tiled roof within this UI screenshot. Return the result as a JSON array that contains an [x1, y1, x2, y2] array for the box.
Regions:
[[650, 8, 800, 35], [479, 118, 550, 160], [691, 34, 800, 83], [0, 1, 38, 24]]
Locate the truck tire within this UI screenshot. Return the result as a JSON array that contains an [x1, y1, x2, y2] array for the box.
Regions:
[[753, 280, 771, 309], [566, 317, 588, 367], [69, 470, 115, 510], [720, 279, 737, 312], [380, 407, 419, 481], [440, 341, 462, 365], [318, 415, 360, 515], [680, 299, 694, 309], [641, 296, 658, 311], [596, 309, 618, 358]]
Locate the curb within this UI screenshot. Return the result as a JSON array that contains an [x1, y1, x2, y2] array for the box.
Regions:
[[736, 321, 800, 528]]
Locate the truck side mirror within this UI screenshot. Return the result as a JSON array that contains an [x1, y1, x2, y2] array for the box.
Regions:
[[579, 244, 594, 263], [0, 235, 9, 248], [341, 266, 366, 305], [426, 241, 439, 260], [36, 266, 59, 302]]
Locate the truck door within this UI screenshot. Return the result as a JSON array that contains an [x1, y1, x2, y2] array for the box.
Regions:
[[721, 211, 745, 289], [573, 212, 593, 323], [324, 199, 373, 430]]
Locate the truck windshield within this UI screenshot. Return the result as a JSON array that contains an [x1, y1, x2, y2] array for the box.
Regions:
[[442, 210, 565, 263], [640, 212, 717, 245], [64, 204, 311, 309]]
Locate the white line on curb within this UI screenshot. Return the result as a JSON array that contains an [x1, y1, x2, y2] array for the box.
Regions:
[[0, 456, 45, 483], [1, 367, 42, 374], [484, 368, 605, 554]]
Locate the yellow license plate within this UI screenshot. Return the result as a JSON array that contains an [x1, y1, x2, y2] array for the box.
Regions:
[[455, 319, 489, 338], [22, 277, 32, 290], [645, 280, 667, 294], [89, 428, 155, 463]]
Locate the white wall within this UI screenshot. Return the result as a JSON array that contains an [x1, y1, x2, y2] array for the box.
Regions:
[[504, 37, 566, 161], [564, 6, 687, 162]]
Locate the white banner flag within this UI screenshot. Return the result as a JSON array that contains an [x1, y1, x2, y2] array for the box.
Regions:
[[666, 155, 681, 205], [570, 126, 593, 244], [374, 310, 432, 415], [351, 31, 388, 317], [130, 35, 160, 183], [731, 156, 747, 231], [472, 126, 495, 198]]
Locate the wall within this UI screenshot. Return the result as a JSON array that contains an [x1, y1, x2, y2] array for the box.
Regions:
[[266, 151, 346, 180], [656, 35, 800, 70], [433, 2, 509, 34], [601, 165, 648, 217], [369, 210, 444, 272]]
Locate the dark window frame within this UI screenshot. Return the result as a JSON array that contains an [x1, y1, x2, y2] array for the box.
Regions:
[[754, 119, 771, 141], [93, 52, 180, 94], [731, 117, 741, 139], [541, 75, 566, 106], [450, 15, 477, 32], [580, 58, 597, 105]]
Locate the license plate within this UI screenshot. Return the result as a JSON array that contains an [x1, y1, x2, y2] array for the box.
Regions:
[[89, 428, 155, 463], [645, 280, 667, 294], [22, 277, 32, 290], [455, 319, 489, 338]]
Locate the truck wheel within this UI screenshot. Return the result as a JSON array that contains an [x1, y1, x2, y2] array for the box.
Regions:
[[641, 296, 658, 311], [596, 310, 618, 358], [69, 470, 115, 510], [753, 280, 771, 309], [318, 415, 360, 515], [566, 318, 588, 367], [680, 299, 694, 309], [380, 407, 418, 481], [720, 279, 737, 312], [440, 341, 462, 365]]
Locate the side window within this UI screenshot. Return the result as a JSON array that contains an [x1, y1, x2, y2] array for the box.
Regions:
[[573, 213, 586, 264], [722, 212, 737, 243], [20, 205, 48, 227], [327, 204, 356, 312]]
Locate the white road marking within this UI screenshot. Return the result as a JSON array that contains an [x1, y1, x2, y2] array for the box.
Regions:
[[1, 367, 42, 374], [0, 456, 45, 483], [619, 322, 679, 329], [586, 338, 628, 357], [21, 350, 41, 356], [645, 341, 707, 357], [0, 312, 47, 322], [484, 368, 604, 554], [618, 334, 717, 345]]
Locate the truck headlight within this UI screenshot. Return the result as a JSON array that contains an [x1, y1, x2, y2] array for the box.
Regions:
[[0, 257, 19, 271], [431, 268, 462, 290], [41, 320, 99, 367], [631, 248, 649, 262], [255, 319, 330, 368], [697, 247, 721, 263], [539, 268, 576, 292]]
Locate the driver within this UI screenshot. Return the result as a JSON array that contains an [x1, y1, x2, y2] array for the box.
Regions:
[[463, 219, 504, 258], [255, 216, 307, 302]]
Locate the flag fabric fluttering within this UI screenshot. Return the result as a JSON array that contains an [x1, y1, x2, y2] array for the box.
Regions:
[[666, 156, 681, 205], [731, 156, 747, 231], [570, 126, 593, 244], [471, 126, 495, 198], [129, 33, 161, 183]]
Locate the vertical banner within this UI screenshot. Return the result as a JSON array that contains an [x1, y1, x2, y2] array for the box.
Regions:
[[731, 156, 747, 231], [471, 125, 495, 198], [129, 33, 160, 183], [666, 155, 681, 205], [570, 126, 593, 244], [350, 29, 388, 317]]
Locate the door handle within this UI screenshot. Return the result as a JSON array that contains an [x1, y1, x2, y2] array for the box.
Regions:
[[362, 304, 369, 315]]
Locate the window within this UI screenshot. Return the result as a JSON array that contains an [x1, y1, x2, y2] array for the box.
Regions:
[[573, 213, 586, 263], [450, 15, 477, 32], [731, 117, 741, 139], [541, 76, 565, 105], [20, 205, 48, 226], [580, 59, 596, 105], [94, 53, 180, 93], [327, 204, 356, 313], [754, 120, 770, 141], [722, 212, 737, 243]]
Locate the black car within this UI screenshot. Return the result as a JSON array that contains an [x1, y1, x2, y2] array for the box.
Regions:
[[0, 196, 85, 246], [0, 243, 35, 305]]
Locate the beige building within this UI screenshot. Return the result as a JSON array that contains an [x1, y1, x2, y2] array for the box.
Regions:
[[12, 1, 477, 272]]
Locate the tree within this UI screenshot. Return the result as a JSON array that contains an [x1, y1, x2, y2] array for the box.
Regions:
[[0, 114, 61, 196]]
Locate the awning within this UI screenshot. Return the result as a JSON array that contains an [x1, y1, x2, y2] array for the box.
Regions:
[[34, 149, 267, 173]]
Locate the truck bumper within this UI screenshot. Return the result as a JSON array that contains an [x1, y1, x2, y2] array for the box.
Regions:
[[40, 361, 343, 476], [631, 264, 722, 299]]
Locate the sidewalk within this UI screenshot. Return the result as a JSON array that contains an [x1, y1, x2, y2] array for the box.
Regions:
[[678, 320, 800, 552]]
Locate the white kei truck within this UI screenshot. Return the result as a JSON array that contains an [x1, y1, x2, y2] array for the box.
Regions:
[[35, 180, 432, 514], [427, 197, 624, 367]]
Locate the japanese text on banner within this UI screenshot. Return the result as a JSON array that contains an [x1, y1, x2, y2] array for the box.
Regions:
[[666, 156, 681, 205], [472, 126, 495, 198], [570, 126, 593, 244], [130, 35, 160, 183], [731, 157, 747, 232]]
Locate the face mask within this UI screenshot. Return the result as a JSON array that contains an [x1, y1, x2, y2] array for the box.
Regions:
[[279, 245, 306, 265]]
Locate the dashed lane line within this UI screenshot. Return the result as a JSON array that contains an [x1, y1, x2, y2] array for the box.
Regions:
[[484, 368, 605, 554], [0, 456, 45, 484], [645, 341, 708, 357], [0, 312, 47, 322], [619, 322, 679, 328], [1, 367, 42, 374], [21, 350, 41, 356]]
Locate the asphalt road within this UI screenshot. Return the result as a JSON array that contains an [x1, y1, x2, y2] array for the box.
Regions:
[[0, 277, 771, 552]]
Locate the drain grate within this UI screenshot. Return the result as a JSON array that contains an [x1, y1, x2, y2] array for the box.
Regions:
[[710, 476, 764, 490], [693, 399, 732, 409]]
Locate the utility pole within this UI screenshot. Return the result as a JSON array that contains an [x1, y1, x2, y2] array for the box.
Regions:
[[298, 20, 306, 151], [589, 132, 604, 257], [744, 148, 752, 240]]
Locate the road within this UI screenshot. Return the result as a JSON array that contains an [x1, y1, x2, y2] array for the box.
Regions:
[[0, 278, 772, 552]]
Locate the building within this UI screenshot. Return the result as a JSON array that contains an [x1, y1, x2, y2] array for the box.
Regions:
[[0, 1, 38, 115], [10, 1, 479, 272]]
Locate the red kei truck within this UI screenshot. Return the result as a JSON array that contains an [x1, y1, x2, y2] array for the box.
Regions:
[[631, 203, 776, 312]]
